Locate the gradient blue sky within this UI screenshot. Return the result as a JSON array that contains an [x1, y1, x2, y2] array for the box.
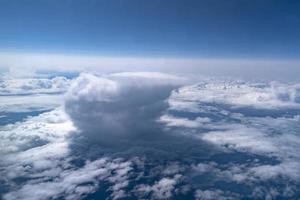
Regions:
[[0, 0, 300, 58]]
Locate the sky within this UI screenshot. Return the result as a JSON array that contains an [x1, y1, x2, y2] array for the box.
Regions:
[[0, 0, 300, 80], [0, 0, 300, 58]]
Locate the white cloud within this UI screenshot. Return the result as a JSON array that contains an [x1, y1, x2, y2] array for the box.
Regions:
[[201, 126, 277, 155], [194, 189, 238, 200], [1, 107, 137, 200], [0, 108, 74, 155], [135, 174, 182, 199], [169, 81, 300, 110], [199, 118, 300, 182], [248, 161, 300, 181], [0, 94, 64, 112], [160, 115, 211, 128], [107, 160, 133, 200], [161, 79, 300, 186], [3, 158, 134, 200], [64, 72, 185, 140], [0, 76, 70, 95], [0, 76, 70, 112]]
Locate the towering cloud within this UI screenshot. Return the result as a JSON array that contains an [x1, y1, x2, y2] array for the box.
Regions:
[[64, 72, 185, 141]]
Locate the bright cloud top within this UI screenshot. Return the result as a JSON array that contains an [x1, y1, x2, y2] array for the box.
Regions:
[[64, 72, 185, 139]]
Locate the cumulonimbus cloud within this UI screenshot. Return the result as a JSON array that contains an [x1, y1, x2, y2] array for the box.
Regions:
[[64, 72, 186, 141]]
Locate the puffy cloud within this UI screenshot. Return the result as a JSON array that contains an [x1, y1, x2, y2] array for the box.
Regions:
[[169, 81, 300, 110], [248, 161, 300, 181], [0, 76, 70, 112], [160, 115, 211, 128], [64, 72, 185, 140], [194, 189, 238, 200], [0, 76, 70, 95], [0, 107, 137, 200], [0, 108, 74, 155], [201, 126, 278, 155], [3, 158, 134, 200], [135, 174, 182, 199]]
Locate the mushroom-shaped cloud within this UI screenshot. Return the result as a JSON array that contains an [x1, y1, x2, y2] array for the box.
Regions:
[[64, 72, 185, 141]]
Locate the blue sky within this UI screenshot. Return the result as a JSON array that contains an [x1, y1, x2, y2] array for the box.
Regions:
[[0, 0, 300, 58]]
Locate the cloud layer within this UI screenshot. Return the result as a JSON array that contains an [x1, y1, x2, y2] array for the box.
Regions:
[[160, 79, 300, 198], [168, 80, 300, 110], [1, 72, 300, 200]]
